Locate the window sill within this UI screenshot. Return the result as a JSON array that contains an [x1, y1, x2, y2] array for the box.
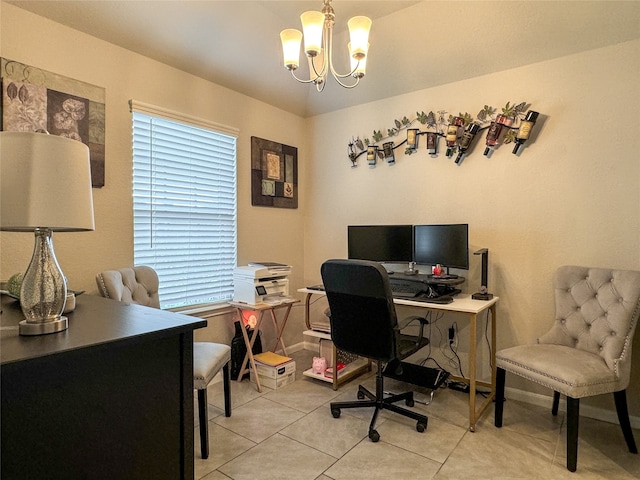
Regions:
[[169, 302, 235, 319]]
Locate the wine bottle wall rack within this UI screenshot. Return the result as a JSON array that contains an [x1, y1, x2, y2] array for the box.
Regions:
[[347, 101, 540, 168]]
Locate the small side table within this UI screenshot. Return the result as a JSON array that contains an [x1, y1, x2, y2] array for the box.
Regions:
[[230, 299, 298, 392]]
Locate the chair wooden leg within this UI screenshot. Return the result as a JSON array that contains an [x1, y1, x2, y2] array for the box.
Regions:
[[223, 362, 232, 418], [198, 388, 209, 459], [614, 390, 638, 454], [494, 367, 506, 428], [552, 391, 560, 416], [566, 396, 579, 472]]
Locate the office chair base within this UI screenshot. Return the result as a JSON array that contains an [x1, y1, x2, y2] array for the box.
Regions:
[[330, 375, 428, 442]]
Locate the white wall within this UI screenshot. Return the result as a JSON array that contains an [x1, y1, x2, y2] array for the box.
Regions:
[[0, 3, 308, 348], [304, 40, 640, 417]]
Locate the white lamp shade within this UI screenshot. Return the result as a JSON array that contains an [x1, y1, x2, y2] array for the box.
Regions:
[[349, 43, 368, 77], [0, 131, 95, 232], [280, 29, 303, 69], [300, 10, 324, 56], [347, 16, 372, 59]]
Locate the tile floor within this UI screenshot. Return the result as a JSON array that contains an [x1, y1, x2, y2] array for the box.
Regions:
[[195, 349, 639, 480]]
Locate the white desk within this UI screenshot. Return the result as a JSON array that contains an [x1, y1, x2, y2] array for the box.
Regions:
[[299, 288, 499, 432]]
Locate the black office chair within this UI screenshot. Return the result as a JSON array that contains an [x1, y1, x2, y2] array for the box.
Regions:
[[321, 259, 430, 442]]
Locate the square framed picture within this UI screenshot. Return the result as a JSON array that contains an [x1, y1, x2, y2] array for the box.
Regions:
[[1, 58, 106, 187], [251, 136, 298, 208]]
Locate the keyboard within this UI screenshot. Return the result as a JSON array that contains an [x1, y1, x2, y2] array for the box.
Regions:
[[410, 294, 454, 304], [390, 280, 424, 297]]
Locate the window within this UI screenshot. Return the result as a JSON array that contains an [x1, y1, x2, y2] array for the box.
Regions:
[[131, 101, 238, 309]]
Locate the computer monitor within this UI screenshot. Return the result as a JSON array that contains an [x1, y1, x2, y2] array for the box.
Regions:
[[413, 224, 469, 270], [347, 225, 413, 263]]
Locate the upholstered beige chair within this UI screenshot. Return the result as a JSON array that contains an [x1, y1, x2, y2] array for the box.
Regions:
[[495, 265, 640, 472], [96, 266, 231, 459]]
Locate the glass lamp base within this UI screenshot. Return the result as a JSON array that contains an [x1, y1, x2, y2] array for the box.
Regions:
[[19, 316, 68, 336]]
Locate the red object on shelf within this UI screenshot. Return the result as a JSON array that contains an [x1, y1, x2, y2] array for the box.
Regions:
[[324, 362, 346, 378]]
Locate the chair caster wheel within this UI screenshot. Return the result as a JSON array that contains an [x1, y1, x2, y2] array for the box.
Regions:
[[406, 398, 415, 407], [331, 408, 341, 419], [417, 421, 427, 433], [369, 429, 380, 442], [357, 391, 365, 400]]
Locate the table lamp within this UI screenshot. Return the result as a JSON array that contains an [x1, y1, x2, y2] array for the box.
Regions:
[[0, 131, 95, 335]]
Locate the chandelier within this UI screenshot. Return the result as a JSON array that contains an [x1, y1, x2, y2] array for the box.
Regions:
[[279, 0, 372, 91]]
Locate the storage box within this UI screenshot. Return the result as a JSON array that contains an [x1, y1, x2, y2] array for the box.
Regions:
[[250, 362, 296, 389], [253, 359, 296, 379]]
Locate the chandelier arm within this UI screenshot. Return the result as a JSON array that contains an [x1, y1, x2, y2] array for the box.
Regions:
[[325, 20, 361, 81], [332, 74, 361, 89], [332, 61, 361, 79], [309, 55, 327, 84], [289, 68, 321, 85]]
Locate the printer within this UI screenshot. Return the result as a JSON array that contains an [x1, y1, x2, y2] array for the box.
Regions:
[[233, 263, 291, 305]]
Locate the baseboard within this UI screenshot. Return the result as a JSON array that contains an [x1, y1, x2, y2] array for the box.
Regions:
[[505, 386, 640, 429], [279, 341, 305, 355], [303, 339, 321, 352]]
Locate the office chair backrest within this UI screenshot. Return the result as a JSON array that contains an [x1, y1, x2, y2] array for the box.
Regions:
[[321, 259, 398, 362], [96, 266, 160, 309], [538, 265, 640, 387]]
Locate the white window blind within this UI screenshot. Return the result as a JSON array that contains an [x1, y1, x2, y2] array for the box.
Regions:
[[131, 102, 238, 309]]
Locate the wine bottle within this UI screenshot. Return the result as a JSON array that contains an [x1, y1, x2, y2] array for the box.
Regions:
[[426, 132, 438, 155], [512, 111, 539, 154], [383, 142, 395, 164], [483, 114, 513, 156], [406, 129, 419, 150], [455, 123, 481, 164], [445, 116, 464, 157], [367, 146, 377, 166]]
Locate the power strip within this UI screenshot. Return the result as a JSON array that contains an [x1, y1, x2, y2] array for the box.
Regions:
[[447, 381, 470, 393]]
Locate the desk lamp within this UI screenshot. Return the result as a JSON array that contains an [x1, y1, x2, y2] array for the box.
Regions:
[[0, 131, 95, 335], [472, 248, 493, 300]]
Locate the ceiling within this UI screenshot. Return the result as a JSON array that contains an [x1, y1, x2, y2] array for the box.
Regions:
[[6, 1, 640, 118]]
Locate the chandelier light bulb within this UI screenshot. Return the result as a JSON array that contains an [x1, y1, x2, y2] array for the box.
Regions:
[[349, 43, 368, 78], [347, 16, 372, 59], [300, 11, 324, 57], [280, 29, 303, 70]]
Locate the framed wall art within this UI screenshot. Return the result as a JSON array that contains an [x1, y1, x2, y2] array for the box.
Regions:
[[1, 58, 106, 188], [251, 136, 298, 209]]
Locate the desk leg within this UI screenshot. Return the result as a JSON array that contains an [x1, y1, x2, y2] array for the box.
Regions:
[[237, 309, 265, 393], [467, 305, 497, 432], [270, 303, 292, 356], [469, 312, 478, 432], [489, 304, 497, 407]]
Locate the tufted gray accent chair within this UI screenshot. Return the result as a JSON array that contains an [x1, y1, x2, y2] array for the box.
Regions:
[[96, 266, 231, 459], [495, 265, 640, 472], [96, 265, 160, 308]]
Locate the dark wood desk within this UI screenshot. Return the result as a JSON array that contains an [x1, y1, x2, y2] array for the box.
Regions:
[[1, 294, 206, 479]]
